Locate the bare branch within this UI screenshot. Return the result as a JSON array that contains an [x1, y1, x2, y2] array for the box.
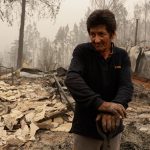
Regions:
[[0, 10, 4, 21]]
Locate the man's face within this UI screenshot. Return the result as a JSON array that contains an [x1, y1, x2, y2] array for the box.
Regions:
[[89, 25, 114, 52]]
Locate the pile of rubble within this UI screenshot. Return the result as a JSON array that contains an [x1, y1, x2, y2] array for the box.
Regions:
[[120, 79, 150, 150], [133, 77, 150, 102], [0, 76, 73, 147], [0, 71, 150, 150]]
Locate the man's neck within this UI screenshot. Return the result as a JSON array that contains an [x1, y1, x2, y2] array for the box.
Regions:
[[100, 43, 112, 59], [100, 50, 112, 60]]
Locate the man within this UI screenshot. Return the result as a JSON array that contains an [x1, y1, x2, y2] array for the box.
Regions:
[[65, 9, 133, 150]]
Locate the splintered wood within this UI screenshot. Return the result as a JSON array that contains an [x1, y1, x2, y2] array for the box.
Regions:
[[0, 79, 73, 146]]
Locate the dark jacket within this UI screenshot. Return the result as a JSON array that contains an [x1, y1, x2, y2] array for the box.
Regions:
[[65, 42, 133, 139]]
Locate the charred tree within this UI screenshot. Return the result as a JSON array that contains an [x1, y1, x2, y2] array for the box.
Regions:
[[17, 0, 26, 68]]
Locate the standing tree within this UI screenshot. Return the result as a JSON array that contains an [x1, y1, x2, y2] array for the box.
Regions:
[[0, 0, 62, 68], [133, 1, 150, 45], [54, 25, 70, 67], [17, 0, 26, 69], [91, 0, 126, 13]]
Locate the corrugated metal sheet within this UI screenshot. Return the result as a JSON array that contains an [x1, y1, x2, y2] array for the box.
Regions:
[[128, 46, 150, 79]]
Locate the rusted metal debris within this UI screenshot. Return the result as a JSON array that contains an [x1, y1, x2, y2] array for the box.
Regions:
[[53, 74, 74, 112]]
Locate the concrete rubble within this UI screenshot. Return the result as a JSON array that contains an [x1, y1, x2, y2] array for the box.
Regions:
[[0, 77, 73, 147]]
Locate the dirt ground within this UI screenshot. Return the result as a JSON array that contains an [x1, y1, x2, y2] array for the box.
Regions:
[[1, 76, 150, 150]]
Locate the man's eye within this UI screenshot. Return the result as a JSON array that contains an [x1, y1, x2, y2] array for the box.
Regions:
[[99, 33, 105, 36], [90, 33, 95, 37]]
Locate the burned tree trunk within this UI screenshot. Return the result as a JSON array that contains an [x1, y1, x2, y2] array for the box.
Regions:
[[17, 0, 26, 69]]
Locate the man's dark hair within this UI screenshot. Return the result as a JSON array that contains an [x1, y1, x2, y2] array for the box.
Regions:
[[86, 9, 116, 35]]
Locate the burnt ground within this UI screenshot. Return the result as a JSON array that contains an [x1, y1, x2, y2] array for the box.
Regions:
[[1, 76, 150, 150]]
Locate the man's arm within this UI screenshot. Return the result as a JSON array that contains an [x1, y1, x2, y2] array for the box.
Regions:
[[65, 45, 104, 110], [65, 45, 127, 118], [96, 51, 133, 133], [97, 50, 133, 119], [112, 51, 134, 108]]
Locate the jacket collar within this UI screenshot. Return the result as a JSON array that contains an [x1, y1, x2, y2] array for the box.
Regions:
[[89, 42, 116, 54]]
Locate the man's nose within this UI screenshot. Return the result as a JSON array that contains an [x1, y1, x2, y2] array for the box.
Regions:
[[94, 35, 102, 43]]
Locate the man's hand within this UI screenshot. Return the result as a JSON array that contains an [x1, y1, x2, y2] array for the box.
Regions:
[[98, 102, 126, 119], [96, 114, 121, 133]]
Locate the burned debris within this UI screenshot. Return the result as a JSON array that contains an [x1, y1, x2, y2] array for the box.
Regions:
[[0, 67, 150, 150], [0, 69, 74, 147]]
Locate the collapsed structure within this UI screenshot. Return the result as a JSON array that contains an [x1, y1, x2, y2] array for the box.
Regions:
[[128, 46, 150, 79]]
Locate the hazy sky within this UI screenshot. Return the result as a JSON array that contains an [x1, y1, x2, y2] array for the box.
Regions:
[[37, 0, 90, 39], [0, 0, 145, 53], [37, 0, 140, 39]]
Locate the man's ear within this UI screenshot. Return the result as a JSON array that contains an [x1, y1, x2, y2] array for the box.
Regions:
[[111, 32, 116, 40]]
